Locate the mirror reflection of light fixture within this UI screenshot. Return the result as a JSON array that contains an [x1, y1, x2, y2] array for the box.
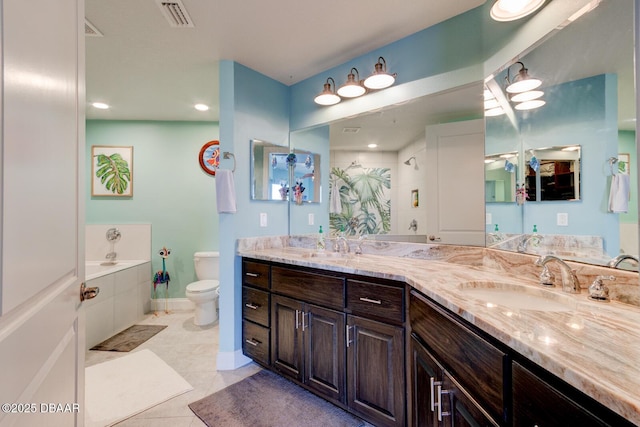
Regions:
[[490, 0, 546, 22], [314, 77, 341, 106], [510, 90, 544, 102], [363, 57, 396, 90], [505, 62, 542, 93], [337, 68, 366, 98], [485, 107, 505, 116], [515, 99, 546, 110]]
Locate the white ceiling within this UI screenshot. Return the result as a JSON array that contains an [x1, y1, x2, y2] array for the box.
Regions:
[[85, 0, 485, 122]]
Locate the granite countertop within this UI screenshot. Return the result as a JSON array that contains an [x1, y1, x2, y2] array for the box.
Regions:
[[238, 242, 640, 425]]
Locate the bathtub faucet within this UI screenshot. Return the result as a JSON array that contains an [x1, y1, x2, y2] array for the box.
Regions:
[[105, 251, 117, 262]]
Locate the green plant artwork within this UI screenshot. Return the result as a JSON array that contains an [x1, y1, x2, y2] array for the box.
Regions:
[[329, 166, 391, 235], [91, 146, 133, 197]]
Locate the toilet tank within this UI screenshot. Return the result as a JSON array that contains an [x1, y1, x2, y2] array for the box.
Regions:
[[194, 251, 220, 280]]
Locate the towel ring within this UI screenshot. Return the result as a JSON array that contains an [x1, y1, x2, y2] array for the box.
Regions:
[[223, 152, 236, 172]]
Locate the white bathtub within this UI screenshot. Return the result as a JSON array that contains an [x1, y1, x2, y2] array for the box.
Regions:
[[85, 260, 147, 280], [84, 260, 152, 349]]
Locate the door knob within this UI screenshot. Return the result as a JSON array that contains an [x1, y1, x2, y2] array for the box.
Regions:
[[80, 282, 100, 301], [428, 235, 441, 242]]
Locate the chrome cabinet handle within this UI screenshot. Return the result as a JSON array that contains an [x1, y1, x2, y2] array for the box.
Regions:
[[430, 377, 437, 411], [436, 384, 451, 421], [245, 338, 259, 346], [245, 272, 259, 277], [302, 312, 308, 331], [346, 325, 353, 348], [245, 303, 259, 310], [359, 297, 381, 305], [295, 310, 300, 329]]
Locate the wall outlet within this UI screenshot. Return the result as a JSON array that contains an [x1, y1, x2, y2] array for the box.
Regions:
[[308, 213, 314, 225], [486, 213, 492, 225], [557, 212, 568, 226], [260, 213, 267, 227]]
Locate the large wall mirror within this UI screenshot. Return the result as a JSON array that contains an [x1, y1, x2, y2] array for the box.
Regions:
[[485, 0, 637, 268], [287, 0, 637, 271]]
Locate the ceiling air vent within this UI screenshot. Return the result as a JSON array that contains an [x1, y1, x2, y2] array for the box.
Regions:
[[85, 19, 103, 37], [342, 127, 361, 134], [156, 0, 194, 28]]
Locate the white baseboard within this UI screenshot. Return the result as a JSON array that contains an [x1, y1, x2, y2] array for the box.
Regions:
[[148, 298, 194, 312], [217, 349, 252, 371]]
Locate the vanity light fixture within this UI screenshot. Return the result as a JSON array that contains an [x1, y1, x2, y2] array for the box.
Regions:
[[485, 107, 505, 116], [337, 68, 366, 98], [363, 57, 396, 90], [92, 102, 109, 110], [314, 77, 341, 106], [484, 98, 500, 110], [490, 0, 546, 22], [505, 62, 542, 94]]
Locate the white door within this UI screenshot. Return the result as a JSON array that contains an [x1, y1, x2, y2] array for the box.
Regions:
[[425, 120, 485, 245], [0, 1, 85, 426]]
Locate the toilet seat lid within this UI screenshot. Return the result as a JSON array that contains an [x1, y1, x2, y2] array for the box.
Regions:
[[187, 280, 219, 293]]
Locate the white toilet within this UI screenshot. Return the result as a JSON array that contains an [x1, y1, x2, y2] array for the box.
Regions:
[[185, 251, 220, 326]]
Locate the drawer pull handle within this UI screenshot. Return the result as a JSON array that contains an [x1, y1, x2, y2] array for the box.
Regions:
[[245, 272, 260, 277], [359, 297, 382, 305], [245, 338, 260, 346], [245, 303, 259, 310], [436, 384, 451, 421], [295, 310, 300, 330], [430, 377, 437, 411], [302, 311, 308, 332], [346, 325, 353, 348]]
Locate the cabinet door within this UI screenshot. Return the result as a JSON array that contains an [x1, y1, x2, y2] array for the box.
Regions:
[[271, 295, 304, 382], [411, 336, 440, 427], [442, 370, 498, 427], [305, 304, 346, 403], [347, 315, 405, 427]]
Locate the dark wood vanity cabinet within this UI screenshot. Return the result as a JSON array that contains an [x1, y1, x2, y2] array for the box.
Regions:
[[241, 260, 271, 366], [241, 259, 406, 427], [410, 290, 504, 427]]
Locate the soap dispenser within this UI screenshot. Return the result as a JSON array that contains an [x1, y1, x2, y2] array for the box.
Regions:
[[530, 224, 541, 247], [317, 225, 325, 251], [494, 224, 504, 241]]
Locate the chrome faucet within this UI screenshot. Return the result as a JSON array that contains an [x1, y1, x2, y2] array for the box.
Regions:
[[535, 255, 580, 293], [607, 254, 639, 269], [333, 235, 350, 254], [518, 234, 541, 253]]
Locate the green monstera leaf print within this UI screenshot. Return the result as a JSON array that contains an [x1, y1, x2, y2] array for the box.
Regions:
[[95, 153, 131, 194]]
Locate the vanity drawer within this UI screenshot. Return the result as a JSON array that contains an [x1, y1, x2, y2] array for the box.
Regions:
[[242, 320, 270, 366], [242, 260, 270, 290], [271, 266, 344, 310], [347, 279, 404, 324], [243, 286, 269, 327], [410, 290, 506, 423]]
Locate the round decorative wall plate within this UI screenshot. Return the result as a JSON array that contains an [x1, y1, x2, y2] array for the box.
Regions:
[[199, 140, 220, 176]]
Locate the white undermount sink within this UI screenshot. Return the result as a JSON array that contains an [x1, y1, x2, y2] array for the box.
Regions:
[[459, 281, 577, 312]]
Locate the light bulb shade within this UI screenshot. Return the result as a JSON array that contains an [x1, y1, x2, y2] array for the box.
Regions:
[[314, 78, 341, 106], [506, 63, 542, 93], [484, 99, 500, 109], [364, 57, 396, 90], [485, 107, 506, 116], [515, 99, 546, 110], [490, 0, 546, 22], [510, 90, 544, 102], [337, 68, 366, 98]]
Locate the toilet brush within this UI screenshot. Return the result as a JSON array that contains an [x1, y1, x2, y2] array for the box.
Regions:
[[152, 247, 171, 315]]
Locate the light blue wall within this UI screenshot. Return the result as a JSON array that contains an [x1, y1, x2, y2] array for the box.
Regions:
[[86, 120, 219, 298], [218, 61, 290, 355], [521, 74, 619, 254]]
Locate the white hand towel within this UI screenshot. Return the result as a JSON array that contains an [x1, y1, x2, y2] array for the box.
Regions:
[[215, 169, 237, 214], [330, 180, 341, 214], [609, 173, 630, 213]]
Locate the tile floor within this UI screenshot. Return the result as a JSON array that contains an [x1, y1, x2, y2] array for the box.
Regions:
[[85, 310, 262, 427]]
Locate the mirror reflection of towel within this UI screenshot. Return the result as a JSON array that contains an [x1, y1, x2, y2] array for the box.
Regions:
[[609, 174, 630, 213], [216, 170, 237, 214]]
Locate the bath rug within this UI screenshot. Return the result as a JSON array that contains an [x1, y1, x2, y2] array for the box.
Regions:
[[85, 349, 193, 427], [90, 324, 167, 352], [189, 369, 367, 427]]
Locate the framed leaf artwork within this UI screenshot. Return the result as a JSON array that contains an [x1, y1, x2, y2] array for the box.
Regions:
[[91, 146, 133, 197]]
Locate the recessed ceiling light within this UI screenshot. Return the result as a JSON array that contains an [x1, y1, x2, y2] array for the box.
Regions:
[[490, 0, 546, 22], [92, 102, 109, 110], [195, 103, 209, 111], [368, 144, 377, 149]]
